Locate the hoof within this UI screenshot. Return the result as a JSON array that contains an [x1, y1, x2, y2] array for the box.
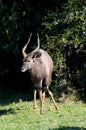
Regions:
[[40, 110, 43, 114], [55, 104, 58, 110], [33, 105, 37, 109]]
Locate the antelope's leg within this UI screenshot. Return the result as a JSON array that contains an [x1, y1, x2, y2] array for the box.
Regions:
[[47, 88, 57, 109], [38, 90, 43, 114], [42, 91, 45, 111], [33, 89, 37, 109]]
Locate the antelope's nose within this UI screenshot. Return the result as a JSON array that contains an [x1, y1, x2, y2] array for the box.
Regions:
[[21, 68, 25, 72]]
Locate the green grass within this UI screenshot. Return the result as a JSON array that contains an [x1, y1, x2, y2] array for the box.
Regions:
[[0, 89, 86, 130]]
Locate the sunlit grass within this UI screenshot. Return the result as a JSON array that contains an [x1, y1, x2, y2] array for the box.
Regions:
[[0, 94, 86, 130]]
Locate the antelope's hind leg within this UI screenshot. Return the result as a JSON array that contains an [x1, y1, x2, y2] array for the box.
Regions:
[[47, 87, 57, 109]]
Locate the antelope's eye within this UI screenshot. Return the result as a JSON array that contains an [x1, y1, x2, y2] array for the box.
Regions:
[[27, 60, 30, 62]]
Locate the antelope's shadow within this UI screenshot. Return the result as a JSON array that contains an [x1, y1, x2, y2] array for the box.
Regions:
[[50, 126, 86, 130]]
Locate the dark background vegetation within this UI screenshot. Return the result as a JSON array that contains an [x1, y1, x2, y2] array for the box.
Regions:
[[0, 0, 86, 100]]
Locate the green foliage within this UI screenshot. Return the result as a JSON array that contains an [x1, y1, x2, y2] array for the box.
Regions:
[[0, 0, 86, 99], [41, 0, 86, 98]]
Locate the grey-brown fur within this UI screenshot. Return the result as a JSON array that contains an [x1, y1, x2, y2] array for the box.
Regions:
[[21, 49, 53, 90], [21, 34, 57, 113]]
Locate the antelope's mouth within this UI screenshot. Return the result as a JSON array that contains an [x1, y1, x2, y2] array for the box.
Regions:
[[21, 68, 26, 72]]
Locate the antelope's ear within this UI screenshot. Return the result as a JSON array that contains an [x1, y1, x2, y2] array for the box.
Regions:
[[34, 52, 42, 58]]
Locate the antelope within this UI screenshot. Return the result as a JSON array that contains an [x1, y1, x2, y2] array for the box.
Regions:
[[21, 33, 57, 114]]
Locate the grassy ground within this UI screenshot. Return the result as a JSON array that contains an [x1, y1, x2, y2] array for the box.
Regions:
[[0, 88, 86, 130]]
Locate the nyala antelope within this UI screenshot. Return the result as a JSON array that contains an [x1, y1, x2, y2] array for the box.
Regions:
[[21, 33, 57, 114]]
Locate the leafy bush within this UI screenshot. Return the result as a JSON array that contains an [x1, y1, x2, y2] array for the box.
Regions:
[[0, 0, 86, 99]]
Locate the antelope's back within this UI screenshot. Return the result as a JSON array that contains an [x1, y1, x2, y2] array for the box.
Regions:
[[41, 50, 53, 76]]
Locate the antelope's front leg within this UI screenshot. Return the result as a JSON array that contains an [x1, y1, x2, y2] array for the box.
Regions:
[[42, 91, 45, 109], [33, 89, 37, 109], [38, 90, 44, 114]]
